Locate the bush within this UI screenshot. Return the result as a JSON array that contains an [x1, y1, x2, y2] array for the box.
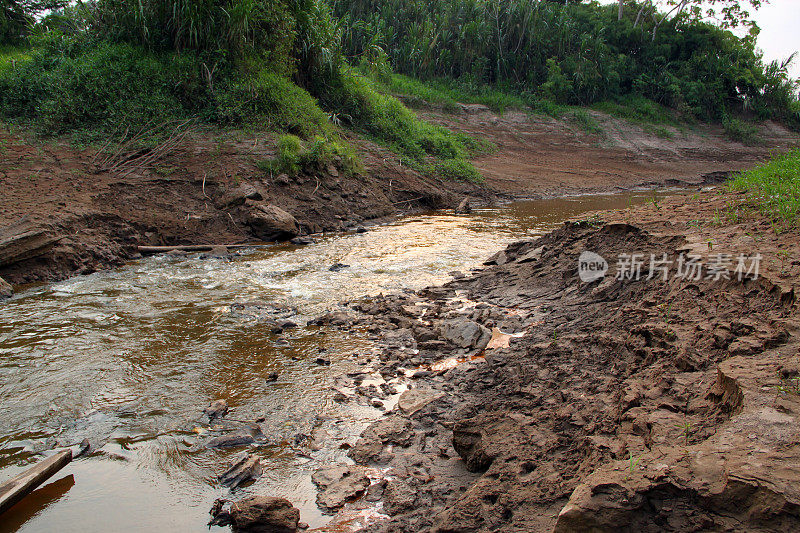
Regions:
[[258, 134, 363, 177], [0, 39, 205, 138], [723, 117, 761, 145], [215, 69, 331, 137], [429, 158, 484, 183]]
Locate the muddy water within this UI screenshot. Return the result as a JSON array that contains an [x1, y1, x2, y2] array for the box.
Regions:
[[0, 192, 670, 532]]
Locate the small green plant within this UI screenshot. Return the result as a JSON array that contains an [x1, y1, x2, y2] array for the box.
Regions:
[[568, 110, 603, 135], [626, 451, 642, 479], [676, 420, 693, 446], [775, 370, 800, 396], [649, 193, 661, 211]]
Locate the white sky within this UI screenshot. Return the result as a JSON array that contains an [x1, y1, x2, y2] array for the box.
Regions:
[[597, 0, 800, 80]]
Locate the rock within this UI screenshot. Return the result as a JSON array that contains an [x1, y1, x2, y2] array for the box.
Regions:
[[0, 276, 12, 299], [312, 465, 370, 512], [454, 198, 472, 214], [212, 496, 300, 533], [219, 453, 262, 490], [0, 219, 62, 269], [204, 399, 229, 420], [398, 388, 444, 416], [355, 226, 368, 234], [315, 357, 331, 366], [207, 425, 264, 449], [312, 311, 352, 327], [459, 103, 491, 114], [200, 245, 230, 259], [266, 373, 279, 382], [439, 319, 491, 349], [328, 263, 350, 272], [365, 480, 386, 502], [246, 202, 300, 241], [277, 320, 297, 330], [383, 480, 418, 516], [219, 184, 262, 207], [290, 236, 315, 245], [333, 391, 348, 402]]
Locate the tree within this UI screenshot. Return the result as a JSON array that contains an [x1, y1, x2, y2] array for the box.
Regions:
[[1, 0, 69, 42], [630, 0, 763, 41]]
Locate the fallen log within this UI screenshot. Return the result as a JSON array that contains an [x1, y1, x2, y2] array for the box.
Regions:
[[137, 244, 260, 254], [0, 450, 72, 515]]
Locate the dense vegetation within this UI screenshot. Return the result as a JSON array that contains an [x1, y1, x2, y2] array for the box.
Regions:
[[0, 0, 484, 181], [335, 0, 799, 128], [0, 0, 798, 184]]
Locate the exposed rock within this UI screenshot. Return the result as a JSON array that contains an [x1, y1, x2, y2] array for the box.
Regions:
[[312, 465, 370, 512], [204, 399, 229, 420], [383, 480, 418, 516], [246, 202, 300, 241], [219, 183, 262, 207], [454, 198, 472, 214], [0, 276, 12, 299], [290, 236, 315, 245], [210, 496, 300, 533], [328, 263, 350, 272], [207, 425, 264, 449], [439, 319, 491, 349], [0, 219, 62, 268], [219, 453, 262, 490], [398, 388, 444, 416]]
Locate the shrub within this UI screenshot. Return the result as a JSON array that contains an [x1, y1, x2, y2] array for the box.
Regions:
[[429, 158, 484, 183], [0, 39, 205, 138], [259, 134, 362, 177], [723, 117, 761, 145], [215, 69, 331, 137]]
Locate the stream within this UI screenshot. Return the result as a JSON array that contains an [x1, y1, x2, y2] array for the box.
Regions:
[[0, 192, 671, 532]]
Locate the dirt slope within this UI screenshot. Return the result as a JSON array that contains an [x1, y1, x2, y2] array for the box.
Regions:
[[0, 109, 797, 286], [341, 192, 800, 532]]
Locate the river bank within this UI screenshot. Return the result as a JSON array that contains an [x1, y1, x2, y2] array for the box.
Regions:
[[321, 190, 800, 532], [1, 108, 797, 288]]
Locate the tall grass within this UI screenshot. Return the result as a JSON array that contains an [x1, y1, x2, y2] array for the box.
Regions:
[[730, 149, 800, 227]]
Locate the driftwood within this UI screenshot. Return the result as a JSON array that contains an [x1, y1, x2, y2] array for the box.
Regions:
[[137, 244, 263, 254], [0, 450, 72, 515]]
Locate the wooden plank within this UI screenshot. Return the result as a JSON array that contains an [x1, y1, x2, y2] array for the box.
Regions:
[[137, 244, 264, 253], [0, 450, 72, 516]]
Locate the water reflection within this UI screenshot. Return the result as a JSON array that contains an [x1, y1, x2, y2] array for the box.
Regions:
[[0, 192, 672, 532]]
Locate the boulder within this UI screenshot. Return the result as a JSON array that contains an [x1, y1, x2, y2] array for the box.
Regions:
[[398, 388, 444, 416], [227, 496, 300, 533], [246, 202, 300, 241], [0, 276, 12, 299], [439, 319, 491, 349], [207, 425, 264, 449]]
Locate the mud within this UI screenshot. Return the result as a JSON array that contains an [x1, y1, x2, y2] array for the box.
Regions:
[[1, 107, 796, 286], [336, 192, 800, 532]]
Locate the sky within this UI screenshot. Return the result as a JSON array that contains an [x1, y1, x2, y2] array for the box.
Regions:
[[598, 0, 800, 80]]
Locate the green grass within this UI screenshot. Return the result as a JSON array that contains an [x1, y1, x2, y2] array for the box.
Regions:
[[723, 116, 761, 145], [592, 95, 679, 126], [729, 149, 800, 227], [372, 72, 528, 114], [327, 68, 488, 182], [257, 134, 362, 177]]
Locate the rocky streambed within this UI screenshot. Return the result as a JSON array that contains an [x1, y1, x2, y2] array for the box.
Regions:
[[295, 193, 800, 532]]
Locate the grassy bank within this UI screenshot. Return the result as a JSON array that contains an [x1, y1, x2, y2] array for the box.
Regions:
[[730, 149, 800, 228]]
